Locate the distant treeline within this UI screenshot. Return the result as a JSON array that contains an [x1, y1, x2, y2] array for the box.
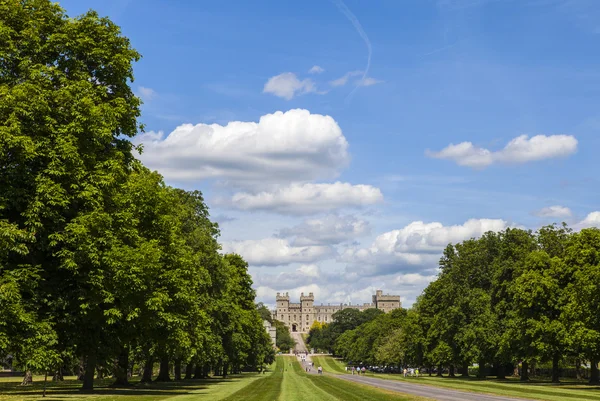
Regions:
[[308, 224, 600, 383]]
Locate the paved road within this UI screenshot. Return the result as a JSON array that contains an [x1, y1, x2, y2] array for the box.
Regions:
[[291, 332, 308, 353], [291, 335, 529, 401], [335, 374, 531, 401]]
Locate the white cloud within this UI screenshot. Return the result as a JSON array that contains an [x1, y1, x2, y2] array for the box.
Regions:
[[575, 212, 600, 229], [330, 70, 363, 87], [534, 205, 572, 218], [138, 86, 156, 101], [263, 72, 317, 100], [357, 77, 383, 86], [135, 109, 349, 188], [230, 182, 383, 215], [222, 238, 335, 266], [309, 65, 325, 74], [427, 134, 578, 168], [278, 214, 370, 245], [342, 218, 509, 275]]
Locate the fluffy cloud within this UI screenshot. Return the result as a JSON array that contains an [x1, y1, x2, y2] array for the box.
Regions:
[[342, 218, 509, 275], [263, 72, 317, 100], [534, 205, 572, 218], [230, 182, 383, 215], [221, 238, 335, 266], [254, 264, 322, 289], [309, 65, 325, 74], [135, 109, 349, 187], [427, 134, 578, 168], [278, 214, 370, 245], [575, 211, 600, 229]]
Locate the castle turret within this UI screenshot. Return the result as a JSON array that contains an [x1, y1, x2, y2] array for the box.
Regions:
[[275, 292, 290, 323]]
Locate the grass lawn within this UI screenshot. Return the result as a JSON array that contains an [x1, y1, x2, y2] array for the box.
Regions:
[[0, 370, 268, 401], [310, 355, 347, 374], [224, 356, 431, 401], [313, 355, 600, 401]]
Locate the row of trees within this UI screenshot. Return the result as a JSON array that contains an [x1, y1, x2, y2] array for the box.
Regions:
[[0, 0, 273, 391], [309, 225, 600, 383], [257, 304, 296, 352]]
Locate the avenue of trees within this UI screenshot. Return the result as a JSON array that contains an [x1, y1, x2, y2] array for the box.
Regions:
[[309, 225, 600, 383], [0, 0, 273, 390]]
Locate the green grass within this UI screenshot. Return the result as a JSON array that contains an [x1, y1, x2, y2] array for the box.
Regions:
[[0, 371, 268, 401], [310, 355, 348, 374], [220, 356, 429, 401], [313, 355, 600, 401], [221, 357, 284, 401]]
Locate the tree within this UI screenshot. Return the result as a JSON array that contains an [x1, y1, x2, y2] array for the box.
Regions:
[[0, 0, 141, 390]]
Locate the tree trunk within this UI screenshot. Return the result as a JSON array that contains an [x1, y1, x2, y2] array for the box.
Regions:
[[428, 365, 432, 376], [43, 371, 48, 397], [222, 362, 229, 378], [589, 359, 599, 384], [185, 362, 194, 380], [496, 362, 505, 379], [521, 361, 529, 381], [194, 364, 203, 379], [113, 346, 129, 386], [141, 358, 153, 383], [436, 364, 443, 376], [82, 353, 97, 391], [461, 362, 469, 377], [551, 352, 560, 383], [21, 370, 33, 385], [203, 365, 211, 378], [449, 364, 455, 377], [174, 359, 182, 380], [155, 356, 171, 382], [477, 359, 486, 378]]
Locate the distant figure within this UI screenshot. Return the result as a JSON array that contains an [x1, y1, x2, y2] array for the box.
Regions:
[[403, 368, 407, 377], [415, 368, 419, 377], [361, 367, 366, 375]]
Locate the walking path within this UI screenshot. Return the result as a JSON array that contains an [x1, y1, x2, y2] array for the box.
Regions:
[[336, 374, 532, 401], [292, 333, 530, 401]]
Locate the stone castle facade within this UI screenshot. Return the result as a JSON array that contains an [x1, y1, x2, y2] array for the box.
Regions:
[[272, 290, 401, 333]]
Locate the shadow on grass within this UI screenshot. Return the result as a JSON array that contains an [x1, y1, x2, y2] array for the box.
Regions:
[[0, 376, 251, 398]]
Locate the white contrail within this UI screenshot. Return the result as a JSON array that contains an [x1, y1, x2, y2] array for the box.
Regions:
[[332, 0, 372, 100]]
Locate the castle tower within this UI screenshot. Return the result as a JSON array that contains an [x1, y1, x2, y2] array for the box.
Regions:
[[275, 292, 290, 322], [300, 292, 315, 332]]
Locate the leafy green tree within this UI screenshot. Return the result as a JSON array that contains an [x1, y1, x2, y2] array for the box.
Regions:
[[0, 0, 141, 390]]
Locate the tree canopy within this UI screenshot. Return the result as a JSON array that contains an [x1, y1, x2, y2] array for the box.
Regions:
[[0, 0, 272, 390]]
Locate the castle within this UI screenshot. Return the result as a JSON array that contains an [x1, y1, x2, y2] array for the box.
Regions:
[[272, 290, 401, 333]]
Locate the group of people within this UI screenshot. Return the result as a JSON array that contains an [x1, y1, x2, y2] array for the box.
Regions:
[[348, 366, 367, 375], [403, 368, 419, 377]]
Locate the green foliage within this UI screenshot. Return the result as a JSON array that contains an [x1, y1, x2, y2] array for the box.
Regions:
[[0, 0, 272, 390], [326, 224, 600, 384], [272, 320, 295, 352]]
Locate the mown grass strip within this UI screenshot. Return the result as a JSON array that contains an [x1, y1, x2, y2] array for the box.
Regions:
[[311, 355, 348, 374], [221, 357, 284, 401], [295, 359, 429, 401]]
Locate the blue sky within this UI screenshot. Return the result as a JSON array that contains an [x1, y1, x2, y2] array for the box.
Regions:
[[59, 0, 600, 307]]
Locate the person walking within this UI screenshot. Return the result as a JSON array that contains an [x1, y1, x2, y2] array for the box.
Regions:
[[403, 368, 407, 377], [361, 367, 366, 375], [415, 368, 419, 377]]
